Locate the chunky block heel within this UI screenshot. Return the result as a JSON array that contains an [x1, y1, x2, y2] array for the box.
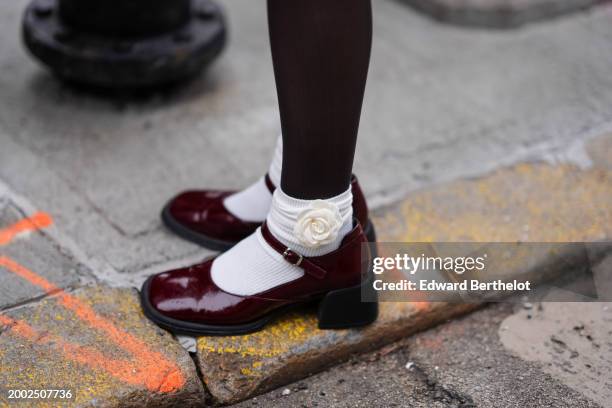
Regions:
[[317, 274, 378, 329]]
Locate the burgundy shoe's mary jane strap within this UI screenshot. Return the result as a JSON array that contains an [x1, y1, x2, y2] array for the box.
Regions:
[[261, 222, 328, 279]]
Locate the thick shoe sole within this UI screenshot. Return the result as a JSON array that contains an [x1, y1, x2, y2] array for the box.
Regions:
[[161, 203, 378, 254], [140, 272, 378, 336]]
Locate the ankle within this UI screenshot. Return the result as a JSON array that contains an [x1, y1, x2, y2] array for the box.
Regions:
[[267, 187, 353, 257]]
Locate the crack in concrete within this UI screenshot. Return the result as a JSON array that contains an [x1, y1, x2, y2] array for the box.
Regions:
[[411, 362, 477, 408], [0, 284, 83, 313], [127, 224, 165, 240], [72, 188, 131, 237], [189, 351, 215, 406]]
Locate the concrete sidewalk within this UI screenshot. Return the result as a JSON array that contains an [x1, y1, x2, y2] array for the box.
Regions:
[[1, 0, 612, 406]]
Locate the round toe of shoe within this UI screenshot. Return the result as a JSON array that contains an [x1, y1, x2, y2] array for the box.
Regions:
[[166, 190, 228, 228], [143, 260, 248, 326]]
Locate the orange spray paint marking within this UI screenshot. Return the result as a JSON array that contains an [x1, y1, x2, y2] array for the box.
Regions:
[[0, 256, 185, 393], [0, 212, 53, 246]]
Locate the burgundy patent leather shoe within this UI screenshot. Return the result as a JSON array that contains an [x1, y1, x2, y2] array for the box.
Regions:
[[162, 174, 375, 251], [140, 222, 378, 336]]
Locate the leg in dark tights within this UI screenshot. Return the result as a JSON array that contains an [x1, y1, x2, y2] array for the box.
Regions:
[[267, 0, 372, 199]]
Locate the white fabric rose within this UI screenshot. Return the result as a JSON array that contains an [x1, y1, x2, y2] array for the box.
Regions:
[[293, 200, 343, 248]]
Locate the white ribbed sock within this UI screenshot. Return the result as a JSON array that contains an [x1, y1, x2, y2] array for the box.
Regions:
[[267, 188, 353, 257], [223, 136, 282, 222], [212, 187, 353, 296]]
